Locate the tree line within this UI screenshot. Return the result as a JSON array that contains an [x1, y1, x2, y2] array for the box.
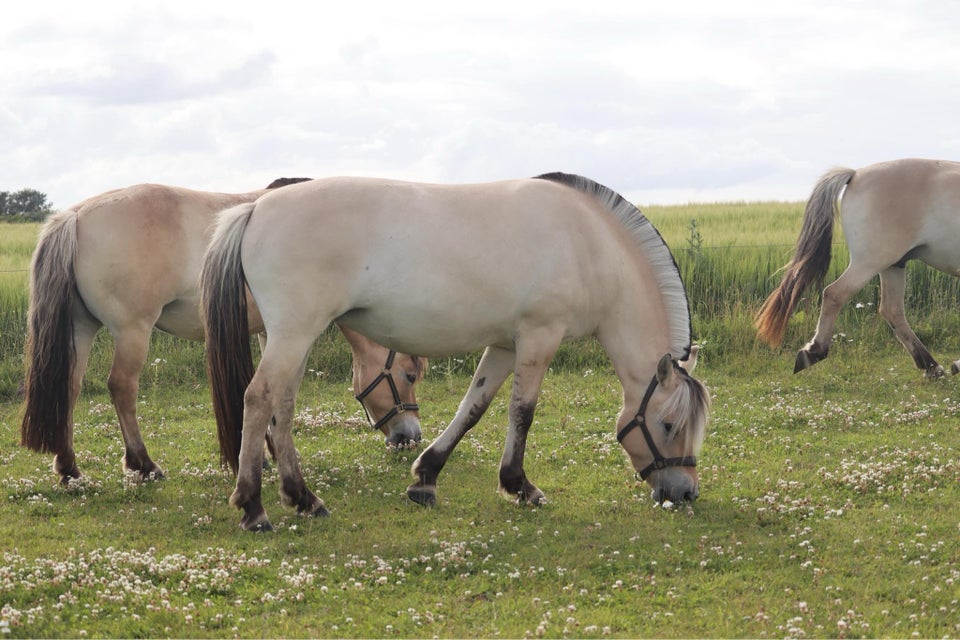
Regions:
[[1, 188, 53, 221]]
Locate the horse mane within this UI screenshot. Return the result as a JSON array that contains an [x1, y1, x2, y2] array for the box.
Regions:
[[265, 177, 312, 189], [534, 172, 693, 361], [659, 368, 710, 453]]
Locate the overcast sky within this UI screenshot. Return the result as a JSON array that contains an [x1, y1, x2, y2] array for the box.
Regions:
[[2, 1, 959, 209]]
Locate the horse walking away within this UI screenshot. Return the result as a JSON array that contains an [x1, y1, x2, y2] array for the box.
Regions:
[[755, 158, 960, 378], [201, 173, 710, 531], [20, 180, 424, 486]]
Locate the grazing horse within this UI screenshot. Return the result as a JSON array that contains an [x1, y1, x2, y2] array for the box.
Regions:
[[201, 173, 710, 531], [755, 158, 960, 378], [20, 180, 424, 485]]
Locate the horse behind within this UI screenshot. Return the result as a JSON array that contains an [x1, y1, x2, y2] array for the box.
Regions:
[[755, 158, 960, 378], [200, 173, 710, 531], [20, 180, 424, 485]]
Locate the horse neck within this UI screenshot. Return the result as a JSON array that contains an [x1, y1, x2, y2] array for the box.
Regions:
[[597, 280, 676, 422]]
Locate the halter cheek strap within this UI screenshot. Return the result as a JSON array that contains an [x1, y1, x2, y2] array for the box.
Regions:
[[355, 350, 420, 432], [616, 373, 697, 481]]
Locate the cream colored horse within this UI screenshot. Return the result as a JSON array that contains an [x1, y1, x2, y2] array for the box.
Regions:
[[21, 180, 423, 485], [756, 158, 960, 378], [201, 173, 710, 531]]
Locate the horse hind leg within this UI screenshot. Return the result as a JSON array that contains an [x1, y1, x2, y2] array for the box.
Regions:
[[795, 264, 876, 373], [879, 267, 944, 378], [232, 336, 326, 531], [108, 326, 164, 479], [270, 354, 329, 519], [55, 314, 100, 483], [408, 345, 514, 506]]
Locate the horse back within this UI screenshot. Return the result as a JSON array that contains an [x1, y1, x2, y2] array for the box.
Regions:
[[842, 159, 960, 268], [71, 185, 260, 334], [239, 177, 643, 354]]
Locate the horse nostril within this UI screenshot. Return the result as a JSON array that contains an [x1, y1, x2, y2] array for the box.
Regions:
[[684, 489, 699, 502]]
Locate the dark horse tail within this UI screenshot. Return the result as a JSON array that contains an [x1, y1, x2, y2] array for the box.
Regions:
[[199, 202, 256, 474], [21, 210, 83, 456], [754, 167, 856, 347]]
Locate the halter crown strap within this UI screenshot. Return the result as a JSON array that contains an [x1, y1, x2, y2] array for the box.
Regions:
[[355, 350, 419, 431], [616, 373, 697, 481]]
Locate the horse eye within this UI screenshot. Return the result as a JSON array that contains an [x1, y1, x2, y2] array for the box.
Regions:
[[405, 372, 418, 385], [663, 422, 674, 434]]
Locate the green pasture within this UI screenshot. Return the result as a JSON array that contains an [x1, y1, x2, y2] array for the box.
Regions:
[[1, 204, 958, 638]]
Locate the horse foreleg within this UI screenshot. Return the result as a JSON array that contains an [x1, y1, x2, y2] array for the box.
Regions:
[[497, 338, 555, 506], [408, 346, 514, 506], [795, 265, 874, 373], [108, 327, 164, 480], [879, 267, 944, 378]]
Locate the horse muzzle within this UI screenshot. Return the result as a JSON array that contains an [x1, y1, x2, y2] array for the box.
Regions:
[[648, 466, 699, 504], [383, 412, 422, 449]]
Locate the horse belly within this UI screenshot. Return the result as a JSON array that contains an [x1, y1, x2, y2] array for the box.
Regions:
[[338, 303, 516, 357], [155, 297, 205, 341]]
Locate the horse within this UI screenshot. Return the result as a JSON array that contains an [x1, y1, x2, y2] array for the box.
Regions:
[[200, 172, 710, 531], [755, 158, 960, 378], [20, 180, 424, 486]]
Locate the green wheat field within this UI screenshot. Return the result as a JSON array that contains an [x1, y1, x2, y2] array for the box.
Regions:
[[0, 202, 958, 638]]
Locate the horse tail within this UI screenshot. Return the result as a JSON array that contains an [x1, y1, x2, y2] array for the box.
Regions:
[[754, 167, 856, 346], [21, 210, 81, 454], [200, 203, 256, 474]]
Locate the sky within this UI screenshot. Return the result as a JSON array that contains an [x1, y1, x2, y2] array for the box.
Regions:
[[2, 0, 959, 209]]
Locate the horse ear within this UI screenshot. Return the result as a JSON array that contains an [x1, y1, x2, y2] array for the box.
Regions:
[[680, 345, 699, 373], [656, 353, 675, 384]]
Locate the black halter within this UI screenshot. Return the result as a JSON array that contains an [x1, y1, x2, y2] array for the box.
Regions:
[[355, 350, 419, 432], [616, 374, 697, 481]]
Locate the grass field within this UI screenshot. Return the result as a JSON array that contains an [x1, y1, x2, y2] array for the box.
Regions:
[[1, 203, 959, 638]]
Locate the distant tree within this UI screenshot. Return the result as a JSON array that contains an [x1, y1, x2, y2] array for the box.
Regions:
[[1, 188, 54, 221]]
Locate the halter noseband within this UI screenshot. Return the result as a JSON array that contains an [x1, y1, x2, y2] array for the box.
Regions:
[[616, 373, 697, 481], [355, 350, 419, 432]]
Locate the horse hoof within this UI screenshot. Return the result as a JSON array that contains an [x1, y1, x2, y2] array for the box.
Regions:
[[952, 362, 960, 376], [516, 491, 547, 507], [306, 503, 330, 518], [58, 471, 81, 487], [794, 348, 826, 373], [794, 350, 810, 373], [926, 364, 946, 379], [141, 467, 165, 481], [406, 485, 437, 507], [244, 520, 274, 533], [241, 514, 274, 532]]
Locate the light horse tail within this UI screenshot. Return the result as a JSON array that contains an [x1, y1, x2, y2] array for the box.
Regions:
[[754, 167, 856, 346], [199, 203, 256, 474], [21, 209, 82, 456]]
